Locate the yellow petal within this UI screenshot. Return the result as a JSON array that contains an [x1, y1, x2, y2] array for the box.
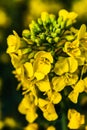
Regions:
[[41, 12, 49, 22], [26, 109, 38, 123], [43, 103, 58, 121], [24, 62, 33, 78], [68, 57, 78, 73], [36, 77, 51, 92], [38, 98, 48, 108], [52, 76, 66, 92], [18, 96, 30, 114], [24, 123, 38, 130], [74, 80, 85, 93], [78, 24, 86, 40], [54, 57, 69, 75], [47, 126, 56, 130], [51, 92, 62, 104], [68, 90, 79, 103]]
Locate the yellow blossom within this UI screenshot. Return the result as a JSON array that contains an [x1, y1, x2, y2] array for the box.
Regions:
[[52, 76, 66, 92], [43, 103, 58, 121], [78, 24, 86, 40], [38, 98, 58, 121], [7, 31, 20, 54], [48, 91, 62, 104], [68, 109, 85, 129], [33, 51, 53, 80], [24, 123, 38, 130], [54, 57, 78, 75], [65, 73, 78, 86], [18, 94, 38, 123], [47, 126, 56, 130], [59, 9, 78, 21], [63, 40, 81, 57]]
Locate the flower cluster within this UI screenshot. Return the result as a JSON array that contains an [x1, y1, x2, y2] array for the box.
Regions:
[[7, 9, 87, 129]]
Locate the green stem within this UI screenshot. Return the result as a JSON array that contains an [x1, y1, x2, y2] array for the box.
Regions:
[[61, 112, 68, 130]]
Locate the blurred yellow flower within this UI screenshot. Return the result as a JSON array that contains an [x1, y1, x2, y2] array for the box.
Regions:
[[0, 9, 10, 27], [68, 109, 85, 129], [47, 126, 56, 130], [24, 123, 38, 130], [59, 9, 78, 21], [72, 0, 87, 19]]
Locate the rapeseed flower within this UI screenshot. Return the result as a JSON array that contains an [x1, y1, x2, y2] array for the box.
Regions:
[[7, 9, 87, 129], [68, 109, 85, 129]]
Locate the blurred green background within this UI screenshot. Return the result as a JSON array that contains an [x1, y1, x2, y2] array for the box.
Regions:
[[0, 0, 87, 129]]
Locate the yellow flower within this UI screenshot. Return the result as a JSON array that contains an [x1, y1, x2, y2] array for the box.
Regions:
[[18, 94, 38, 123], [48, 91, 62, 104], [59, 9, 78, 21], [52, 76, 66, 92], [65, 73, 78, 86], [54, 57, 69, 75], [54, 57, 78, 75], [78, 24, 86, 40], [7, 31, 20, 54], [24, 123, 38, 130], [68, 109, 85, 129], [38, 98, 58, 121], [43, 103, 58, 121], [36, 76, 51, 92], [63, 40, 81, 57], [47, 126, 56, 130], [33, 51, 53, 80]]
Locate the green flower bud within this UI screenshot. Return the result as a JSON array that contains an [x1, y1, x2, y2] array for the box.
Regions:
[[46, 37, 52, 43], [55, 28, 61, 34], [54, 37, 60, 42], [51, 32, 57, 38], [38, 18, 43, 25], [22, 30, 30, 38], [60, 21, 65, 29], [65, 35, 75, 41], [57, 16, 63, 26]]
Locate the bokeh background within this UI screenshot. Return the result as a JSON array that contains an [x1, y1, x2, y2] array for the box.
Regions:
[[0, 0, 87, 129]]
